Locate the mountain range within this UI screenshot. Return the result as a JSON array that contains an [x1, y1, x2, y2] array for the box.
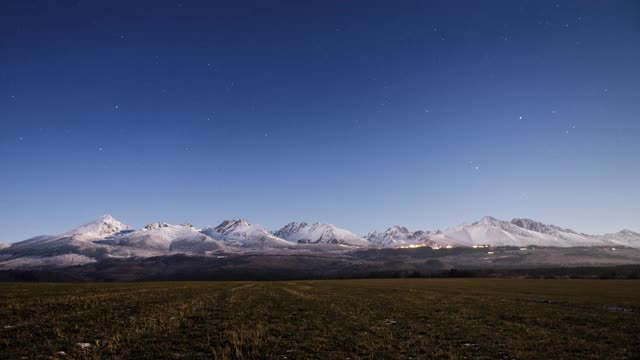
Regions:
[[0, 214, 638, 270]]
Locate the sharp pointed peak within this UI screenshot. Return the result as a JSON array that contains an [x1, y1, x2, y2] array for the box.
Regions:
[[143, 222, 172, 230], [82, 214, 126, 226], [92, 214, 120, 223], [283, 221, 309, 227], [475, 216, 502, 225], [64, 214, 130, 238], [215, 219, 254, 229], [618, 229, 639, 235], [388, 225, 410, 232]]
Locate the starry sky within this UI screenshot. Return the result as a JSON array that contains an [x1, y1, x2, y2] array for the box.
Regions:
[[1, 0, 639, 243]]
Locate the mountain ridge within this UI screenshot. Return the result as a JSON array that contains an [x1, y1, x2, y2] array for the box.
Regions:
[[1, 214, 638, 270], [275, 222, 369, 246]]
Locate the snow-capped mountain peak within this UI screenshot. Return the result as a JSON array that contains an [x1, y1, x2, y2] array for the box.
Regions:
[[510, 218, 577, 235], [599, 229, 640, 247], [113, 222, 225, 254], [477, 215, 499, 224], [214, 219, 252, 233], [366, 226, 433, 248], [203, 219, 292, 248], [3, 214, 640, 271], [428, 216, 605, 248], [387, 225, 411, 234], [275, 222, 369, 246], [63, 214, 131, 239], [143, 222, 171, 231]]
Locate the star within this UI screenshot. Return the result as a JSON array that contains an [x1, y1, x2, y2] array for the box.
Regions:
[[519, 116, 523, 120], [475, 166, 480, 171], [115, 105, 119, 109], [98, 147, 103, 151]]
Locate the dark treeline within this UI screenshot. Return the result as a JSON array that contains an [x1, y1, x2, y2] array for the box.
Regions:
[[1, 264, 639, 282], [345, 265, 640, 280]]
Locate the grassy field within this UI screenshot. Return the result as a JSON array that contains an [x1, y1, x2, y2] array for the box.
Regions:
[[0, 279, 638, 359]]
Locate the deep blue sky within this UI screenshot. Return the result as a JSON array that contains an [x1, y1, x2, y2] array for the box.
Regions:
[[1, 0, 639, 242]]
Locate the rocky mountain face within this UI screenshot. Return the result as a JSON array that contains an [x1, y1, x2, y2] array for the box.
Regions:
[[599, 229, 640, 247], [428, 216, 604, 248], [275, 222, 369, 246], [62, 214, 131, 239], [366, 226, 434, 248], [202, 220, 293, 248]]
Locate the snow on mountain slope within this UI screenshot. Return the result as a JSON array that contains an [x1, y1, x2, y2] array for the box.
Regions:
[[7, 234, 106, 257], [5, 215, 132, 257], [2, 214, 638, 271], [509, 218, 593, 246], [366, 226, 434, 248], [0, 243, 8, 250], [202, 220, 293, 248], [143, 222, 171, 231], [0, 254, 96, 270], [5, 235, 56, 249], [62, 214, 131, 239], [429, 216, 606, 248], [112, 223, 226, 255], [1, 216, 226, 267], [510, 218, 574, 235], [599, 229, 640, 248], [275, 222, 370, 246]]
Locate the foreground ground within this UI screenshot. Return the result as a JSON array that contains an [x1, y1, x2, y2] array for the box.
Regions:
[[0, 279, 638, 359]]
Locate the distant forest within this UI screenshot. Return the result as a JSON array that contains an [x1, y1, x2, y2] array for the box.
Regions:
[[1, 264, 639, 282]]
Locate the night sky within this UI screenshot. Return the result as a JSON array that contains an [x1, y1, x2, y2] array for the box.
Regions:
[[1, 0, 639, 242]]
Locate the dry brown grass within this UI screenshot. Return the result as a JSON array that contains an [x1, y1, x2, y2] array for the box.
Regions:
[[0, 279, 639, 359]]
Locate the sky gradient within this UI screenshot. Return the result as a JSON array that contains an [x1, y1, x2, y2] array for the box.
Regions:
[[1, 0, 639, 243]]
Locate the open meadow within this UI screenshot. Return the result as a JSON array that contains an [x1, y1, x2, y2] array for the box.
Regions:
[[1, 279, 639, 359]]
